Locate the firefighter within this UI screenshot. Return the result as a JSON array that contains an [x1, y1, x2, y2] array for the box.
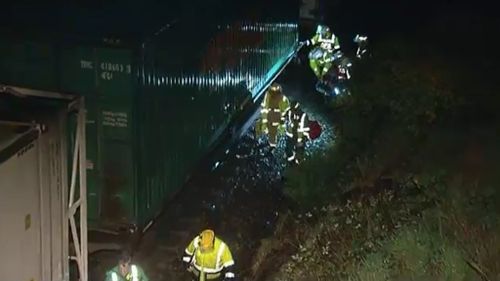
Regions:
[[353, 34, 368, 59], [285, 101, 310, 164], [255, 83, 290, 147], [104, 250, 149, 281], [304, 24, 341, 80], [182, 229, 235, 281]]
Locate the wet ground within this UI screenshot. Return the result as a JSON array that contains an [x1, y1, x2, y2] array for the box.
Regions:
[[88, 61, 335, 281]]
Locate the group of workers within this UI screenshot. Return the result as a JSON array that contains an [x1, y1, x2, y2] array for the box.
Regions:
[[255, 83, 322, 164], [254, 24, 369, 159], [302, 24, 368, 95], [105, 229, 234, 281], [103, 23, 364, 281]]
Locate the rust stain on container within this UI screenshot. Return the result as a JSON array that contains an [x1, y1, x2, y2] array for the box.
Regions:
[[25, 214, 31, 230]]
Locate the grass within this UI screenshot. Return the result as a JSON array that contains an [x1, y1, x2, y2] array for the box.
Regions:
[[269, 170, 500, 281], [270, 19, 500, 281], [346, 222, 475, 281], [276, 149, 500, 281], [351, 252, 391, 281], [388, 228, 430, 276]]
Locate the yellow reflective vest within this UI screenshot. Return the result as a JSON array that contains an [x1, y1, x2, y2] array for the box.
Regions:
[[105, 265, 149, 281], [308, 32, 340, 51], [285, 103, 310, 144], [183, 236, 235, 280], [256, 88, 290, 145]]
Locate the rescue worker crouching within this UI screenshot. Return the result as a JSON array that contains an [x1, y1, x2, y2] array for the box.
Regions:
[[105, 250, 149, 281], [304, 24, 341, 80], [183, 229, 235, 281]]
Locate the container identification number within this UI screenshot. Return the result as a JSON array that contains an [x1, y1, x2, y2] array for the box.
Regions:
[[80, 60, 131, 81]]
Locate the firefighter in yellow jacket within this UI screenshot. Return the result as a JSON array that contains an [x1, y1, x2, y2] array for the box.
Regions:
[[183, 229, 235, 281], [255, 83, 290, 147], [304, 24, 341, 80]]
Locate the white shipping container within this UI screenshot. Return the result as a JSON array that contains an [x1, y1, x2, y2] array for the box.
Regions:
[[0, 116, 68, 281], [0, 88, 86, 281]]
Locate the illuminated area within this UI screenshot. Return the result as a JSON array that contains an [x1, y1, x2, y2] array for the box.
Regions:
[[141, 22, 298, 99]]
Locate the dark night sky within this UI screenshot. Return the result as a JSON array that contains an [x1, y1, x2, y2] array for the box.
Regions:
[[1, 0, 295, 41], [325, 0, 497, 30], [315, 0, 500, 60], [1, 0, 499, 60], [2, 0, 498, 35]]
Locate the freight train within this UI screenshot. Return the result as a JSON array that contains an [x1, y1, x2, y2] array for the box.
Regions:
[[0, 0, 298, 239]]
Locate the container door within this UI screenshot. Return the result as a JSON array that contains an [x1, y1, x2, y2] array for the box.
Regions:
[[0, 127, 42, 281], [62, 45, 135, 230], [95, 48, 135, 228]]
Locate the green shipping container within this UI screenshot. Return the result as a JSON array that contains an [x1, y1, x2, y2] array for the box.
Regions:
[[0, 3, 298, 232]]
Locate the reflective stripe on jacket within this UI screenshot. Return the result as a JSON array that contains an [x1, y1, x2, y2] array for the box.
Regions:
[[256, 89, 290, 138], [106, 265, 149, 281], [184, 236, 235, 276], [309, 33, 340, 51], [285, 105, 309, 143]]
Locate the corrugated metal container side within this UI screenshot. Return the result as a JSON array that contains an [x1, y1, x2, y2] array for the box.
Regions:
[[1, 0, 299, 232], [59, 44, 137, 230], [133, 21, 298, 227]]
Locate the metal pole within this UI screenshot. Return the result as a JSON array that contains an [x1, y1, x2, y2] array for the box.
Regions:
[[66, 97, 88, 281], [78, 98, 88, 281], [68, 128, 80, 209], [69, 215, 83, 278], [0, 120, 36, 127], [0, 84, 75, 100], [68, 102, 83, 280], [60, 111, 70, 281]]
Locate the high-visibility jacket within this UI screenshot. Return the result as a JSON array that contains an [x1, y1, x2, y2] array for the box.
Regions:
[[284, 103, 309, 163], [285, 103, 310, 145], [256, 88, 290, 146], [183, 236, 235, 280], [105, 265, 149, 281], [306, 31, 340, 52], [260, 90, 291, 128]]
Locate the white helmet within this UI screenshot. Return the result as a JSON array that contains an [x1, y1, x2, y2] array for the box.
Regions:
[[316, 25, 330, 36], [353, 34, 368, 43]]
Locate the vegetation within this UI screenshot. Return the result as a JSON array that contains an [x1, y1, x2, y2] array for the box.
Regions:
[[264, 16, 500, 281]]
